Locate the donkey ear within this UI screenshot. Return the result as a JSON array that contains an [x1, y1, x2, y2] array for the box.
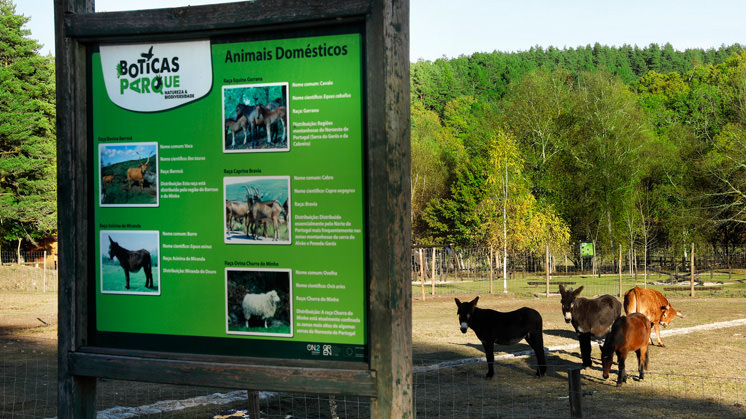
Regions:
[[108, 236, 113, 243], [559, 284, 566, 294], [574, 286, 584, 296], [454, 298, 461, 307], [471, 296, 479, 306]]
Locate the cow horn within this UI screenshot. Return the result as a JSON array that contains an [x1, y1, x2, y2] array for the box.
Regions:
[[676, 312, 685, 318]]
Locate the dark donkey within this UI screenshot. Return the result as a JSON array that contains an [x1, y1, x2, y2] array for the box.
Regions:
[[108, 236, 154, 289], [455, 297, 547, 378], [559, 284, 621, 367], [601, 312, 651, 386]]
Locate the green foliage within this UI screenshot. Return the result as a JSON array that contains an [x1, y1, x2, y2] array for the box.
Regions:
[[411, 42, 746, 261], [0, 0, 57, 251], [410, 102, 465, 241], [99, 154, 157, 205]]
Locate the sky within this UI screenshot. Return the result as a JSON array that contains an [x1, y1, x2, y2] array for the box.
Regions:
[[14, 0, 746, 61], [100, 143, 156, 167]]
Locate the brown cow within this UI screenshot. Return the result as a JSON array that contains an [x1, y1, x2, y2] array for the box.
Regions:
[[623, 286, 683, 347], [127, 156, 150, 191]]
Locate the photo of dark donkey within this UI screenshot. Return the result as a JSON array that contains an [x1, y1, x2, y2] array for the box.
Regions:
[[455, 297, 547, 378], [559, 284, 621, 367], [601, 312, 652, 387], [108, 236, 154, 289]]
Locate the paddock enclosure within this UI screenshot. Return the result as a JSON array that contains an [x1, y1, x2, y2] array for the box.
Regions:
[[2, 260, 745, 418], [411, 244, 746, 299]]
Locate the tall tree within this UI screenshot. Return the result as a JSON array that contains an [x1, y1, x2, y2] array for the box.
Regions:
[[553, 71, 651, 252], [410, 102, 465, 242], [0, 0, 57, 258]]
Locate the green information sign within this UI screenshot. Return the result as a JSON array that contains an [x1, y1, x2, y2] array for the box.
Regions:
[[91, 33, 367, 361], [580, 242, 594, 257]]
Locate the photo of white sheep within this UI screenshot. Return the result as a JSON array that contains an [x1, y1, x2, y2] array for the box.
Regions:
[[226, 268, 292, 337], [242, 290, 281, 328]]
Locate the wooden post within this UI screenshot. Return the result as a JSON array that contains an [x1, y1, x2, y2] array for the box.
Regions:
[[488, 245, 494, 294], [248, 390, 261, 418], [451, 243, 459, 282], [545, 244, 550, 298], [431, 248, 436, 296], [568, 368, 583, 418], [618, 246, 623, 298], [56, 0, 97, 417], [43, 250, 47, 293], [690, 242, 695, 297], [367, 1, 412, 415], [419, 248, 425, 301]]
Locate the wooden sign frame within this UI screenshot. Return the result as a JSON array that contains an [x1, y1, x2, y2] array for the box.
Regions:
[[54, 0, 411, 417]]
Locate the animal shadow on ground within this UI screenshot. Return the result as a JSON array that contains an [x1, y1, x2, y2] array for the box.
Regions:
[[453, 342, 575, 379], [554, 348, 610, 375], [542, 328, 579, 339], [455, 340, 533, 356]]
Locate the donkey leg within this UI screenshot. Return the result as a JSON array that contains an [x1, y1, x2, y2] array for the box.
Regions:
[[579, 333, 592, 367], [482, 340, 495, 378], [125, 272, 130, 290], [527, 332, 547, 377]]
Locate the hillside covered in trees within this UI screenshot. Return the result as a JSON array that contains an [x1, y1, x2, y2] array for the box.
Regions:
[[411, 43, 746, 262]]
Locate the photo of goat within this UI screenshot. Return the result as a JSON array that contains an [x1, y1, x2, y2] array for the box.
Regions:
[[100, 230, 160, 295], [224, 176, 291, 244], [99, 142, 159, 207], [225, 268, 292, 336], [222, 83, 289, 153]]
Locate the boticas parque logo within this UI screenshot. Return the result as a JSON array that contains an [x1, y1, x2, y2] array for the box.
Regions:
[[100, 40, 212, 112]]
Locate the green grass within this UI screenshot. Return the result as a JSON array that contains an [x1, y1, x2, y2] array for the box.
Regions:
[[101, 263, 160, 293], [412, 271, 746, 299]]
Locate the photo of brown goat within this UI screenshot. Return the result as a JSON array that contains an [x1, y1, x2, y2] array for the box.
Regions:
[[223, 83, 289, 153], [224, 176, 291, 245], [99, 143, 159, 207]]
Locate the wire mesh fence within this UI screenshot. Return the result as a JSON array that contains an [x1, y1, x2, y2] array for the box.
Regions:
[[411, 245, 746, 299], [2, 248, 746, 418], [0, 250, 58, 294], [2, 349, 744, 418]]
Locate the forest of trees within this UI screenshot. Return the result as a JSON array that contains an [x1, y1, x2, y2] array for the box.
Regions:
[[411, 42, 746, 265], [0, 0, 56, 258], [2, 0, 746, 267]]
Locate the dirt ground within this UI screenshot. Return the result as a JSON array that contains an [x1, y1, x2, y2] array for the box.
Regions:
[[2, 290, 746, 418]]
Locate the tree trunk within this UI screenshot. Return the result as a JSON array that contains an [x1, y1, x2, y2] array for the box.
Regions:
[[16, 238, 23, 264]]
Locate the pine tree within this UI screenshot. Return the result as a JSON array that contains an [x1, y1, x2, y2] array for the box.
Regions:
[[0, 0, 57, 260]]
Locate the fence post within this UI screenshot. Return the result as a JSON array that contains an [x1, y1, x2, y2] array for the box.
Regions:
[[419, 248, 425, 301], [545, 244, 550, 298], [568, 367, 583, 418], [431, 248, 436, 296], [489, 245, 494, 294], [690, 242, 695, 297], [43, 250, 47, 293], [247, 390, 261, 418], [618, 246, 622, 298]]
